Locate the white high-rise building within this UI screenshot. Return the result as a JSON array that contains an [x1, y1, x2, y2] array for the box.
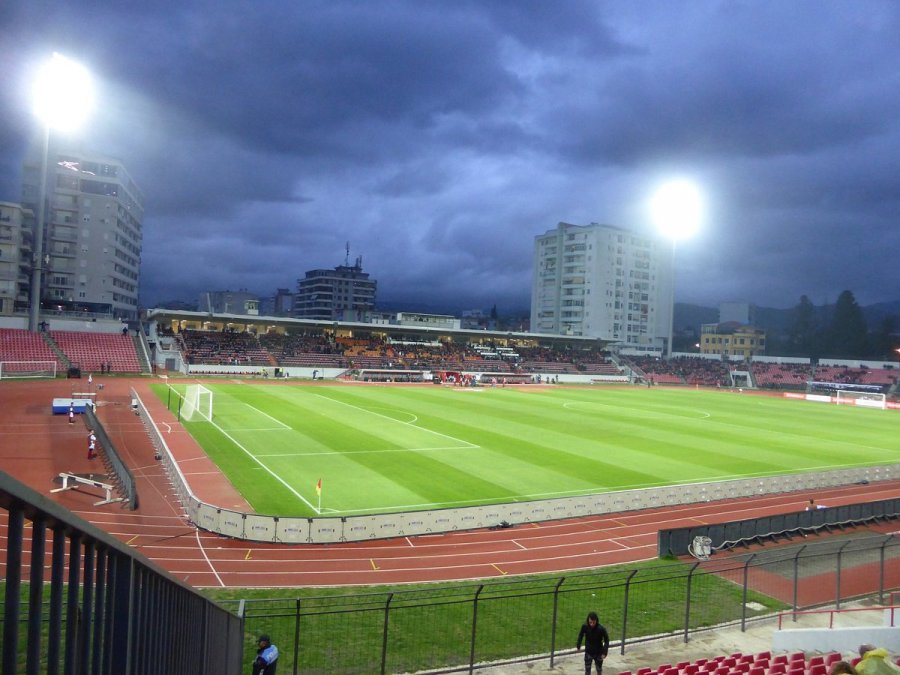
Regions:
[[21, 149, 143, 320], [0, 202, 31, 316], [530, 222, 674, 351]]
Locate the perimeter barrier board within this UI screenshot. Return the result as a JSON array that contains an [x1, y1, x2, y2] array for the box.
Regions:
[[276, 517, 309, 543], [219, 510, 247, 539], [658, 497, 900, 557]]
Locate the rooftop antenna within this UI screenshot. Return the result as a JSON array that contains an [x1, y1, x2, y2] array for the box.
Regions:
[[344, 241, 350, 266]]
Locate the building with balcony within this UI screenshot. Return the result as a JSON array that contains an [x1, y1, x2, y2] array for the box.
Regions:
[[294, 256, 377, 321], [699, 322, 766, 359], [0, 202, 32, 316], [530, 222, 673, 351], [21, 149, 143, 320]]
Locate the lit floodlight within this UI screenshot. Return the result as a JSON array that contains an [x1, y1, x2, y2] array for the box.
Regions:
[[33, 53, 94, 132], [650, 179, 703, 240]]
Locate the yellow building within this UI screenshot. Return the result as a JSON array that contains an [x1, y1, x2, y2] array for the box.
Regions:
[[699, 322, 766, 358]]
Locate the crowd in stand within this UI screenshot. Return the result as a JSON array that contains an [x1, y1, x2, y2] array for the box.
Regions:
[[175, 329, 622, 376]]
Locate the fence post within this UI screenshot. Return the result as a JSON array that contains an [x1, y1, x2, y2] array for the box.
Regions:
[[64, 532, 83, 674], [26, 516, 46, 675], [469, 585, 484, 675], [47, 526, 66, 675], [879, 535, 894, 605], [836, 541, 851, 609], [683, 562, 701, 643], [621, 570, 638, 655], [293, 598, 302, 675], [380, 593, 393, 675], [2, 502, 23, 675], [549, 577, 566, 668], [741, 554, 756, 632], [792, 545, 806, 620]]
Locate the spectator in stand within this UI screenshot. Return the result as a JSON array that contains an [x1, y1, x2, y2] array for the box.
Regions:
[[576, 611, 609, 675], [857, 644, 900, 675], [830, 662, 857, 675], [252, 634, 279, 675]]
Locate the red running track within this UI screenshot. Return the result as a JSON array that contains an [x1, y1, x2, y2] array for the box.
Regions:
[[3, 377, 899, 588]]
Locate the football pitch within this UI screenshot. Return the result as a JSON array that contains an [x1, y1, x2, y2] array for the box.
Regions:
[[153, 383, 899, 518]]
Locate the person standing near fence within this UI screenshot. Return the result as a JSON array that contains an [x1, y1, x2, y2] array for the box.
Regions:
[[576, 611, 609, 675], [252, 634, 278, 675], [87, 430, 97, 460]]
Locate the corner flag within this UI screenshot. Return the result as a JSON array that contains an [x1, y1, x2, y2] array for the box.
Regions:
[[315, 478, 322, 496]]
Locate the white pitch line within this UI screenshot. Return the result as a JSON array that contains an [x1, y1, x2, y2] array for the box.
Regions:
[[243, 403, 292, 430], [313, 393, 479, 448], [206, 417, 315, 511], [256, 445, 482, 458], [221, 427, 291, 433]]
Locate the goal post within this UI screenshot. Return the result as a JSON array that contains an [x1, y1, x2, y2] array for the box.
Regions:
[[836, 389, 886, 410], [181, 384, 214, 421], [0, 361, 58, 380]]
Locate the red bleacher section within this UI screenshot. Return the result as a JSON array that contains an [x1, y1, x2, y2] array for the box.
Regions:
[[0, 328, 65, 370], [621, 650, 844, 675], [751, 363, 812, 387], [51, 331, 141, 373]]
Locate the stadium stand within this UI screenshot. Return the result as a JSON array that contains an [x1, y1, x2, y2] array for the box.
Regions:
[[619, 650, 844, 675], [750, 362, 813, 388], [0, 328, 65, 370], [179, 329, 272, 366], [51, 330, 142, 373]]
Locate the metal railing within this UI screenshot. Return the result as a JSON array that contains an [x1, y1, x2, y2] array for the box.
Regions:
[[231, 534, 900, 674], [0, 471, 243, 675], [83, 405, 137, 509]]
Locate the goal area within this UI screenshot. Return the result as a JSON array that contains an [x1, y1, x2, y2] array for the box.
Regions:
[[0, 361, 58, 380], [836, 389, 887, 410], [181, 384, 214, 421]]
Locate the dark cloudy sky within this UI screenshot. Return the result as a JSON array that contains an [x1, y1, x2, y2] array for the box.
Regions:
[[1, 1, 898, 312]]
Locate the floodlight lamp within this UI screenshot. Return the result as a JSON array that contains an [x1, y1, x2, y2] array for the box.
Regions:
[[650, 179, 703, 240], [33, 53, 94, 132]]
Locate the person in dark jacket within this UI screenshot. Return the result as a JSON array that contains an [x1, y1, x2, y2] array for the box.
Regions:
[[576, 611, 609, 675], [252, 634, 278, 675]]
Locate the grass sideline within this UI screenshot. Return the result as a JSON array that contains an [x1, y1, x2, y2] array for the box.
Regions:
[[204, 557, 785, 673], [152, 383, 900, 518]]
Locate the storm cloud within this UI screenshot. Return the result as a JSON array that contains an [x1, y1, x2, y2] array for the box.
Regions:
[[1, 1, 898, 312]]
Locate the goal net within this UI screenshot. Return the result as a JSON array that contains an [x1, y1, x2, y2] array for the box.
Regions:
[[0, 361, 58, 380], [181, 384, 214, 421], [836, 390, 886, 410]]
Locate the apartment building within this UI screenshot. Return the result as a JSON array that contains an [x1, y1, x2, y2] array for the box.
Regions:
[[0, 202, 31, 316], [530, 222, 673, 351], [294, 257, 377, 321], [21, 149, 143, 320]]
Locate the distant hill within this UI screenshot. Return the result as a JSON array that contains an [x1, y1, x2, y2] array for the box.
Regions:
[[675, 300, 899, 337]]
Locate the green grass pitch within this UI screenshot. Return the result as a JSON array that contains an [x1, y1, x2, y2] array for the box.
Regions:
[[153, 383, 899, 518]]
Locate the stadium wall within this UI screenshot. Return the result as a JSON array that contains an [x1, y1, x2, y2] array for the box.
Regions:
[[134, 386, 900, 543]]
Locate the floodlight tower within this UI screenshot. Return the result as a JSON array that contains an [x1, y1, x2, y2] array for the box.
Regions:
[[28, 53, 94, 332], [650, 179, 703, 358]]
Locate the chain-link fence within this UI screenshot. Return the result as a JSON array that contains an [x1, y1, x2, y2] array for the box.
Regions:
[[227, 533, 900, 674]]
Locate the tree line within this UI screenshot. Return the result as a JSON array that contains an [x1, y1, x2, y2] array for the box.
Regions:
[[778, 290, 897, 360]]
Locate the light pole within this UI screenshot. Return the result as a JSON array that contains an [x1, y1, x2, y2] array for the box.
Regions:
[[650, 179, 703, 358], [28, 53, 93, 332]]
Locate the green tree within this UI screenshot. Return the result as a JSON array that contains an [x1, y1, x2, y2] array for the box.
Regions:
[[824, 290, 868, 357], [787, 295, 819, 356], [871, 316, 896, 359]]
